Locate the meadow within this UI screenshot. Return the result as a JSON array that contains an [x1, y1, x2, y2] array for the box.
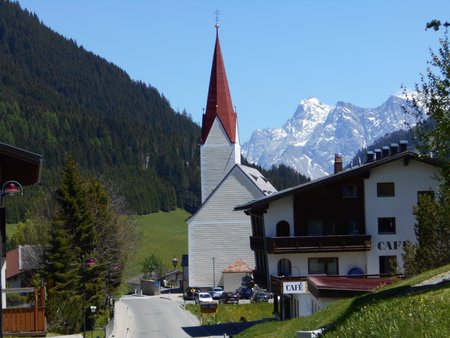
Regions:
[[123, 208, 190, 280]]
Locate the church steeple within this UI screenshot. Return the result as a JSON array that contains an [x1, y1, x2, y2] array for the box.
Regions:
[[200, 25, 237, 144], [200, 24, 241, 203]]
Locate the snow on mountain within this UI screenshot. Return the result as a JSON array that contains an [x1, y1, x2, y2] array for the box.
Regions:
[[242, 95, 416, 180]]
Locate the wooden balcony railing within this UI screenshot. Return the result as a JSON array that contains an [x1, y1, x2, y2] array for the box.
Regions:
[[250, 234, 371, 254]]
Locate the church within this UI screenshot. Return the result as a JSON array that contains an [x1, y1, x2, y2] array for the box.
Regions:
[[187, 25, 276, 290]]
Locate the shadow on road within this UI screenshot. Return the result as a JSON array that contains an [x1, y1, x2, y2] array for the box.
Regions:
[[182, 320, 266, 337]]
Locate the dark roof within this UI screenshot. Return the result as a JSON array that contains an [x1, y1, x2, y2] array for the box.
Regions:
[[200, 27, 237, 144], [0, 142, 42, 186], [235, 151, 439, 211]]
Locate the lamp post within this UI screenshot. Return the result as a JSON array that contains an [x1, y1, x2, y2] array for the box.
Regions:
[[212, 257, 215, 288], [89, 305, 97, 338], [171, 257, 178, 290], [83, 257, 97, 338], [172, 256, 178, 269], [0, 181, 23, 338]]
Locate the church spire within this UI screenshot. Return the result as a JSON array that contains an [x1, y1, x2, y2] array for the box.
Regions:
[[200, 25, 237, 144]]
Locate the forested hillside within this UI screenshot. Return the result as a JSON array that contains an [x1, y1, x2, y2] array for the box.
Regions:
[[0, 0, 201, 216], [0, 1, 309, 220]]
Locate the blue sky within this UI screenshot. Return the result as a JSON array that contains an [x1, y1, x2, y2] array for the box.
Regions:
[[17, 0, 450, 143]]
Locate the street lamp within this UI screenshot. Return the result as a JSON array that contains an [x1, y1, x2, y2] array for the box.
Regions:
[[83, 257, 97, 338], [89, 306, 97, 338], [172, 256, 178, 269], [0, 181, 23, 338]]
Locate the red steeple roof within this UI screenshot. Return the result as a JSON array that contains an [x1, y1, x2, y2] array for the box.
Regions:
[[201, 26, 237, 144]]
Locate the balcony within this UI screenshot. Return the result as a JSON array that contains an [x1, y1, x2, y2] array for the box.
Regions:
[[250, 234, 371, 254]]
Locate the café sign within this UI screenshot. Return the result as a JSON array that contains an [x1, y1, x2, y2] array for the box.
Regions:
[[283, 281, 308, 294]]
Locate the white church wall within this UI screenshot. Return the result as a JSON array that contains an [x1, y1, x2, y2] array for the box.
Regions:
[[188, 168, 263, 287]]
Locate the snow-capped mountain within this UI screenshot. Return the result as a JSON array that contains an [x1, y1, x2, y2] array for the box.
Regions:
[[242, 95, 416, 180]]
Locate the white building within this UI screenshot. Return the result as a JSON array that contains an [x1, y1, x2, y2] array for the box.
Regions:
[[187, 26, 276, 289], [236, 148, 440, 319]]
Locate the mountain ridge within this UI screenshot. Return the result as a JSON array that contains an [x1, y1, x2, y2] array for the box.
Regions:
[[242, 95, 416, 179]]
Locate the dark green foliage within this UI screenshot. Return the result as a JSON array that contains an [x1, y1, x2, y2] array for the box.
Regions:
[[0, 0, 201, 217], [40, 155, 134, 333], [402, 190, 450, 275], [241, 157, 310, 190], [403, 26, 450, 187]]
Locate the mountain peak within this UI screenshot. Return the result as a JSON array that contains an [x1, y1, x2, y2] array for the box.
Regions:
[[242, 95, 417, 180]]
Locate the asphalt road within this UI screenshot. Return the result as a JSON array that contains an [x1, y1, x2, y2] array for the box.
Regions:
[[108, 293, 202, 338]]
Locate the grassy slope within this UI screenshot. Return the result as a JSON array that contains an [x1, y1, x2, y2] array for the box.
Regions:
[[123, 208, 190, 280], [237, 264, 450, 338]]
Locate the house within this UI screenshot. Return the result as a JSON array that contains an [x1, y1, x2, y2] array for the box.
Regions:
[[6, 245, 40, 290], [236, 146, 440, 318], [187, 25, 276, 289], [222, 258, 254, 292]]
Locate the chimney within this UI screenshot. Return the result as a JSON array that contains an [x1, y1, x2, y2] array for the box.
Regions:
[[382, 146, 390, 158], [390, 143, 399, 155], [366, 151, 375, 163], [399, 140, 408, 152], [374, 149, 382, 161], [334, 153, 343, 174]]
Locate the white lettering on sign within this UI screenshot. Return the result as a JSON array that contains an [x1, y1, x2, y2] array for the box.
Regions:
[[283, 281, 308, 294], [377, 240, 407, 250]]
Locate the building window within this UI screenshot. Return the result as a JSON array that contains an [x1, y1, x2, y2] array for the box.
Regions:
[[276, 220, 290, 237], [308, 220, 324, 236], [308, 257, 338, 275], [379, 255, 397, 275], [377, 182, 395, 197], [277, 258, 292, 276], [342, 184, 358, 198], [378, 217, 396, 234]]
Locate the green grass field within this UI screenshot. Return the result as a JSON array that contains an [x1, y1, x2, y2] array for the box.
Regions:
[[186, 302, 274, 326], [123, 208, 190, 281]]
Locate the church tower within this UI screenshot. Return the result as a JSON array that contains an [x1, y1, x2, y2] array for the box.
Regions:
[[200, 24, 241, 203]]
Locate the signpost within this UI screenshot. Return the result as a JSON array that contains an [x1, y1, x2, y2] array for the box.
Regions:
[[200, 303, 218, 324]]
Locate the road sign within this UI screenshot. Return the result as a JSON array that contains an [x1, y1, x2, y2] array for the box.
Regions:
[[200, 303, 218, 314]]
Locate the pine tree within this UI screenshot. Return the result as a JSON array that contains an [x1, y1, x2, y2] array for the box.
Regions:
[[42, 220, 81, 332]]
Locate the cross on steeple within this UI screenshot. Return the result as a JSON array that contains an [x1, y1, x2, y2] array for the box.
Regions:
[[214, 9, 220, 30]]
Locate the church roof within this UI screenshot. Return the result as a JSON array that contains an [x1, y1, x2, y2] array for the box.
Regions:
[[238, 165, 277, 196], [201, 26, 237, 144]]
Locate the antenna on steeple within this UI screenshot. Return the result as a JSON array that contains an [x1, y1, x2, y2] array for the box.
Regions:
[[214, 9, 220, 31]]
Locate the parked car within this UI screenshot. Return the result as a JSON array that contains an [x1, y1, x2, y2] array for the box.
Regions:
[[210, 287, 224, 299], [237, 287, 254, 299], [219, 291, 240, 304], [194, 292, 214, 304], [252, 291, 271, 302]]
